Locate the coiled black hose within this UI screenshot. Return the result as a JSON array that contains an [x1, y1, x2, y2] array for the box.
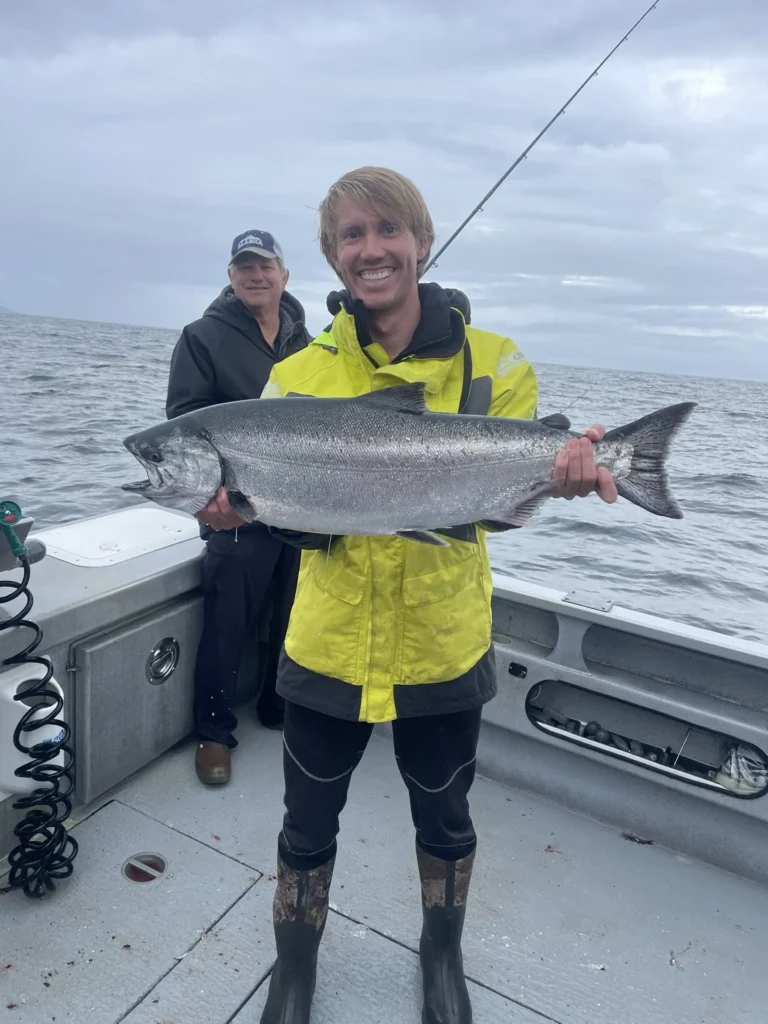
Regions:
[[0, 554, 78, 898]]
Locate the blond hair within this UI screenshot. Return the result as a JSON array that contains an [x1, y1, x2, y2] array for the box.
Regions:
[[318, 166, 436, 277]]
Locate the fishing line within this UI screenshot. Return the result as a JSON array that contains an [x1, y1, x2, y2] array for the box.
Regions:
[[423, 1, 661, 272], [558, 382, 600, 418]]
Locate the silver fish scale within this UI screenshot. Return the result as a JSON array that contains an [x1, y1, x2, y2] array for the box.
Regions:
[[198, 398, 632, 535]]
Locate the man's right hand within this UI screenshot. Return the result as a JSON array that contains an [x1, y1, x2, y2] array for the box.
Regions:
[[196, 486, 246, 531], [551, 428, 618, 504]]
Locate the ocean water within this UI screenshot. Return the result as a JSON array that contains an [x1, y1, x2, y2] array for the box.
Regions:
[[1, 310, 766, 643]]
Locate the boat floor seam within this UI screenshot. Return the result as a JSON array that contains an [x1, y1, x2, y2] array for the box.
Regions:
[[322, 906, 564, 1024], [109, 797, 561, 1023], [223, 966, 273, 1024], [112, 796, 265, 873], [113, 879, 265, 1024]]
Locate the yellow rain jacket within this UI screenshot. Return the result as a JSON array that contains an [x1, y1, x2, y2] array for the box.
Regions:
[[263, 284, 538, 723]]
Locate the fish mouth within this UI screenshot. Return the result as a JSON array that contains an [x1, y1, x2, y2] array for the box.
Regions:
[[121, 479, 152, 493]]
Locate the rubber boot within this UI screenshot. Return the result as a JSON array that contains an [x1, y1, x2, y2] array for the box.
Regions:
[[259, 854, 335, 1024], [417, 845, 475, 1024]]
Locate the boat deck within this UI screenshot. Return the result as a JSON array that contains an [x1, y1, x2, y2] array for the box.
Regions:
[[3, 714, 766, 1024]]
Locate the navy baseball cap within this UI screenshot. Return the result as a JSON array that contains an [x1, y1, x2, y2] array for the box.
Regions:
[[229, 229, 284, 264]]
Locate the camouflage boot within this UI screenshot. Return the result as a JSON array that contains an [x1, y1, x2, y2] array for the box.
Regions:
[[259, 854, 335, 1024], [417, 845, 475, 1024]]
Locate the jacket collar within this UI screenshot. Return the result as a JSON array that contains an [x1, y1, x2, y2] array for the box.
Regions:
[[324, 282, 468, 363], [317, 283, 470, 400], [202, 285, 307, 358]]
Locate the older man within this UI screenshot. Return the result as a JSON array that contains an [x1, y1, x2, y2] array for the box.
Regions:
[[166, 230, 311, 784]]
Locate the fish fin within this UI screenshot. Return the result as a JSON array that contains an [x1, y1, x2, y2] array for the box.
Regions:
[[603, 402, 696, 519], [356, 382, 429, 415], [493, 487, 553, 528], [173, 497, 212, 517], [432, 524, 478, 544], [538, 412, 571, 430], [227, 490, 260, 523], [395, 529, 450, 547]]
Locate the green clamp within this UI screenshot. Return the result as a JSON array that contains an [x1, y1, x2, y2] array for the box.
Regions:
[[0, 500, 27, 560]]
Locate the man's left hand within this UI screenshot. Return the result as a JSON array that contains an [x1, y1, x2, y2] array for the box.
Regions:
[[196, 486, 246, 530], [551, 425, 618, 503]]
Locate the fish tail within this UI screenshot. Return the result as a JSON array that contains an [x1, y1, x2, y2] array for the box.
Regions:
[[603, 402, 697, 519]]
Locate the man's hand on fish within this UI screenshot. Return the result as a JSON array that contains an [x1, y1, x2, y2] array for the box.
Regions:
[[551, 424, 619, 503], [197, 487, 245, 531]]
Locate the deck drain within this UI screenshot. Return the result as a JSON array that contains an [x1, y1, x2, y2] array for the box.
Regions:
[[122, 853, 167, 883]]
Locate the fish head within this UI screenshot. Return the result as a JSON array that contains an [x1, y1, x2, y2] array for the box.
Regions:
[[122, 422, 222, 516]]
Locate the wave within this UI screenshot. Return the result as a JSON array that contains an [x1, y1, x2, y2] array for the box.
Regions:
[[725, 410, 764, 421], [680, 471, 766, 493]]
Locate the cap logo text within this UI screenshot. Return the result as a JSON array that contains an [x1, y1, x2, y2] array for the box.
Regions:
[[238, 234, 264, 249]]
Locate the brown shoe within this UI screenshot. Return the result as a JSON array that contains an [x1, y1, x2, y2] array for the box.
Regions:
[[195, 741, 231, 785]]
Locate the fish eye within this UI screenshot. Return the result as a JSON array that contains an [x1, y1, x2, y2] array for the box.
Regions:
[[147, 452, 163, 463]]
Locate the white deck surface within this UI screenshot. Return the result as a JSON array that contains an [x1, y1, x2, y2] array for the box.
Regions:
[[2, 715, 766, 1023]]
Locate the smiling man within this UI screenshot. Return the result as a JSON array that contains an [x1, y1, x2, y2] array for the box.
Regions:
[[165, 230, 311, 784], [212, 168, 617, 1024]]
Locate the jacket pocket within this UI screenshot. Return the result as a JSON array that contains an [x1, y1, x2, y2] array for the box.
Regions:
[[401, 547, 478, 607], [309, 548, 367, 605], [400, 547, 491, 683], [285, 546, 368, 686]]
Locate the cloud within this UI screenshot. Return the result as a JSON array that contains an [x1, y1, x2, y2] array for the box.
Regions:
[[725, 306, 768, 319], [560, 275, 643, 291], [0, 0, 766, 378], [637, 325, 738, 339]]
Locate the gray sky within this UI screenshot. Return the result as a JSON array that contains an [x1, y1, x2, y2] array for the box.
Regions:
[[1, 0, 767, 378]]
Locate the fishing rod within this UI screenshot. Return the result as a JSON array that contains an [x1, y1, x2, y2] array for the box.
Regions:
[[423, 0, 660, 273]]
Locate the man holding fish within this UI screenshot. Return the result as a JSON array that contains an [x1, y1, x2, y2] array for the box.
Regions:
[[126, 166, 692, 1022]]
